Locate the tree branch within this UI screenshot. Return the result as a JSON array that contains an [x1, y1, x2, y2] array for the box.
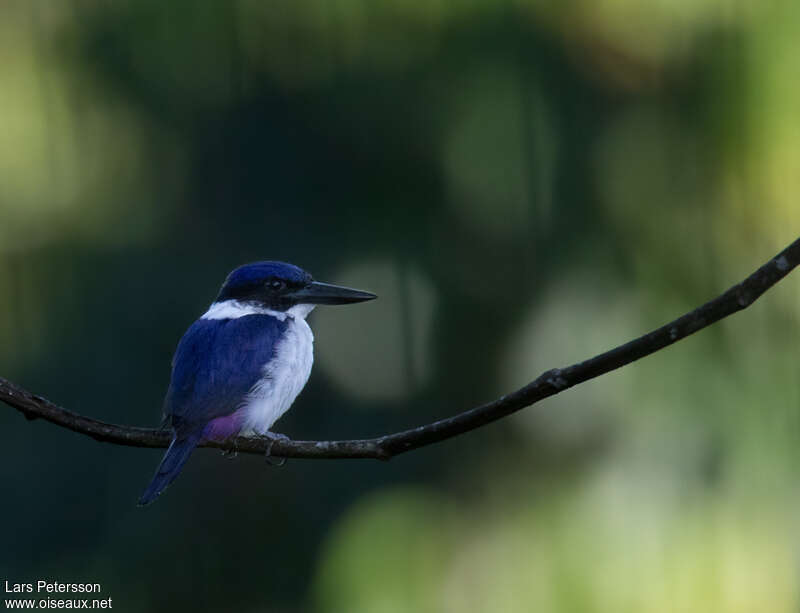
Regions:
[[3, 237, 800, 460]]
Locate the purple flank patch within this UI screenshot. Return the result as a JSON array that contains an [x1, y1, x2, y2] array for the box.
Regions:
[[202, 409, 247, 442]]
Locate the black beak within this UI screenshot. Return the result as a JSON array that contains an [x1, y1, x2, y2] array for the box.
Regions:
[[289, 281, 377, 305]]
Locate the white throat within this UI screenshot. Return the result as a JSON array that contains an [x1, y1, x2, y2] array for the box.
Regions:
[[201, 299, 315, 321]]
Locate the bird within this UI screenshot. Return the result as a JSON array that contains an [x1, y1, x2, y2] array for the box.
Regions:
[[138, 261, 376, 505]]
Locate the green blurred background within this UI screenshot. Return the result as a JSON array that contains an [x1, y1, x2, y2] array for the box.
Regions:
[[2, 1, 800, 611]]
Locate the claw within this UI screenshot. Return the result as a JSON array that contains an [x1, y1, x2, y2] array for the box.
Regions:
[[221, 439, 239, 459], [261, 432, 289, 467]]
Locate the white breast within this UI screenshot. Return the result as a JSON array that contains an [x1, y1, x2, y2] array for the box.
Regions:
[[240, 307, 315, 436]]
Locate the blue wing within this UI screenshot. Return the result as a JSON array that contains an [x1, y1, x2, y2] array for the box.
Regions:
[[164, 314, 288, 433]]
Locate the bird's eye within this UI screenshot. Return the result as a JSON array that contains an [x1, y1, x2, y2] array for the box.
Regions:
[[267, 279, 286, 291]]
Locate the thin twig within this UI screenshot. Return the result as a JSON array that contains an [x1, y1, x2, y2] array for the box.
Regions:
[[2, 237, 799, 460]]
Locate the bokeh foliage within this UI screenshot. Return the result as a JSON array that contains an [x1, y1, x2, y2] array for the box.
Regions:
[[1, 1, 799, 611]]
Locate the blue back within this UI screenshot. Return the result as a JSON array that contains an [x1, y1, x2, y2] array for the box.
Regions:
[[165, 314, 289, 432]]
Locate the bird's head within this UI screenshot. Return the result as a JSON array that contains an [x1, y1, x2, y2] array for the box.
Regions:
[[216, 261, 376, 312]]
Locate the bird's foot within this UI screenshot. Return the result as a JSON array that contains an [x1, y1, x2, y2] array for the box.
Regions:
[[221, 438, 239, 459], [260, 431, 290, 443], [259, 431, 290, 467]]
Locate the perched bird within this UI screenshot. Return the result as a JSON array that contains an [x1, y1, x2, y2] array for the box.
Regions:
[[138, 261, 376, 505]]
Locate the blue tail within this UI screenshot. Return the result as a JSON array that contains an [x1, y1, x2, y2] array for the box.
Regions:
[[138, 433, 201, 506]]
